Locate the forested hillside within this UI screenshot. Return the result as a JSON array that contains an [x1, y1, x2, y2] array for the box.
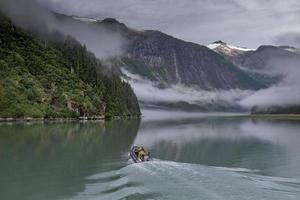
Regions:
[[0, 15, 140, 118]]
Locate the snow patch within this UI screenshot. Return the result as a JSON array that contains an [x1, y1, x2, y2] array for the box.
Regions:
[[207, 42, 255, 52], [207, 43, 221, 50]]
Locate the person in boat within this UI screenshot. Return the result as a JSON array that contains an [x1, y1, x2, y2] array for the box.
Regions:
[[136, 146, 146, 161]]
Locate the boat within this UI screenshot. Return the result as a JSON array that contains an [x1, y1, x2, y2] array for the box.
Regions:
[[130, 146, 151, 163]]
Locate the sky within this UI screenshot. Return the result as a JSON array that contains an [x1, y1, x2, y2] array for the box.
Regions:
[[37, 0, 300, 48]]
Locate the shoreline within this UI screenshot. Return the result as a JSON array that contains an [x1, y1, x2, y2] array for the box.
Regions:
[[0, 115, 140, 124], [230, 114, 300, 120], [0, 117, 104, 124]]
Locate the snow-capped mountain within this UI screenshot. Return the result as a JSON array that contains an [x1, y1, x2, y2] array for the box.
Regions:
[[207, 40, 255, 53]]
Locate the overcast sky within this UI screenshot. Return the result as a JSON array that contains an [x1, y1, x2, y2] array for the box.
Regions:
[[37, 0, 300, 48]]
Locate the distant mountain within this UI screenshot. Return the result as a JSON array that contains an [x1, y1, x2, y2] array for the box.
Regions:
[[77, 18, 265, 91], [239, 45, 300, 71], [208, 41, 300, 71], [53, 14, 300, 113], [207, 41, 300, 86], [50, 16, 269, 112], [207, 40, 255, 69]]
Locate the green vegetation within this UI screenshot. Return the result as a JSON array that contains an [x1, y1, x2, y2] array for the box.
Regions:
[[0, 15, 140, 118], [113, 57, 158, 81], [215, 54, 266, 90], [113, 57, 170, 86]]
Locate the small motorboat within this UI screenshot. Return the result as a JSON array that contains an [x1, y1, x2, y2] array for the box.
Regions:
[[130, 146, 151, 163]]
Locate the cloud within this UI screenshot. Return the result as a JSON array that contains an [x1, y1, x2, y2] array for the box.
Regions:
[[239, 85, 300, 108], [121, 68, 253, 108], [274, 32, 300, 48], [38, 0, 300, 48], [239, 55, 300, 108], [0, 0, 126, 59]]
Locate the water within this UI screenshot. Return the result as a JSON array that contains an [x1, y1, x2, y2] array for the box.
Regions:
[[1, 113, 300, 200]]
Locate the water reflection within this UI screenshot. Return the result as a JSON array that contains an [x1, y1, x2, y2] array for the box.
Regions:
[[0, 120, 140, 200], [135, 117, 300, 178], [1, 115, 300, 200]]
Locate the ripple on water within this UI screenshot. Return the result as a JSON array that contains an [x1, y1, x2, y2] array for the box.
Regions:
[[63, 160, 300, 200]]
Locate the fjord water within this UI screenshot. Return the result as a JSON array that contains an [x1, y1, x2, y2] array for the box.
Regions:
[[1, 114, 300, 200]]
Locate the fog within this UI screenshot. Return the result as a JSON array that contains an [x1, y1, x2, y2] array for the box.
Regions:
[[122, 52, 300, 110], [121, 68, 253, 109], [0, 0, 126, 59], [38, 0, 300, 49], [240, 55, 300, 108]]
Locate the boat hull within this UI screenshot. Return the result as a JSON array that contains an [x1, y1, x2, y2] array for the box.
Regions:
[[130, 146, 151, 163]]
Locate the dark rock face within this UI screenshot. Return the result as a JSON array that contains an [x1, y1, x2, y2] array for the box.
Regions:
[[119, 30, 264, 90], [208, 43, 254, 69], [96, 19, 265, 90]]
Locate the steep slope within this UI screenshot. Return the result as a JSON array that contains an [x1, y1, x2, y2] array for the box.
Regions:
[[240, 45, 300, 70], [0, 15, 140, 118], [209, 41, 300, 71], [207, 41, 254, 68], [207, 42, 300, 86], [209, 42, 300, 114], [96, 19, 265, 91]]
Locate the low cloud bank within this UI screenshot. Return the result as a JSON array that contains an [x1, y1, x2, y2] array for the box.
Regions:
[[239, 54, 300, 108], [121, 68, 253, 108]]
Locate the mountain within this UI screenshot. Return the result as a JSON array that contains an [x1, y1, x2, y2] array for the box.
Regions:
[[0, 14, 140, 118], [239, 45, 300, 71], [208, 41, 300, 114], [36, 15, 265, 112], [110, 25, 265, 90], [62, 17, 264, 91], [207, 41, 254, 69], [207, 41, 300, 86], [208, 41, 300, 71]]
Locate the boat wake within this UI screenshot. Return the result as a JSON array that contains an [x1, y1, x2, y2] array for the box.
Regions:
[[64, 160, 300, 200]]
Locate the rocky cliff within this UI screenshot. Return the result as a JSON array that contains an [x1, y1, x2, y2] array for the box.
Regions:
[[97, 19, 265, 90]]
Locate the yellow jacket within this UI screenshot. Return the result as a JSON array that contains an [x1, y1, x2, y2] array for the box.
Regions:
[[138, 149, 145, 160]]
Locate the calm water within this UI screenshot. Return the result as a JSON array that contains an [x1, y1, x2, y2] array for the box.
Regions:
[[1, 112, 300, 200]]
